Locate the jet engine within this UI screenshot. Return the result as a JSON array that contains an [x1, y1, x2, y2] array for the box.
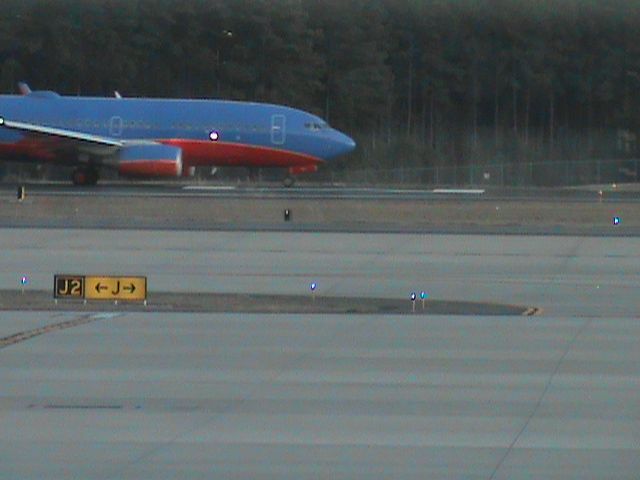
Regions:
[[116, 144, 183, 177]]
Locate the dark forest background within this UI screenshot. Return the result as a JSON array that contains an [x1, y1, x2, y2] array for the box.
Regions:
[[1, 0, 640, 180]]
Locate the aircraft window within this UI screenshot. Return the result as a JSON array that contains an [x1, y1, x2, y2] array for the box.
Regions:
[[305, 122, 325, 131]]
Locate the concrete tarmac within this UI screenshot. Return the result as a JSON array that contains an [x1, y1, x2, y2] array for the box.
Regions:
[[3, 181, 640, 202], [0, 229, 639, 479], [1, 229, 638, 317]]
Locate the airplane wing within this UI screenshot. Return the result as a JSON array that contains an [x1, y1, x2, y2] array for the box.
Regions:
[[0, 117, 123, 155], [0, 115, 183, 181]]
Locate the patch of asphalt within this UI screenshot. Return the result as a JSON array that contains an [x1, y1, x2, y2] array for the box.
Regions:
[[2, 191, 638, 235], [1, 291, 531, 316]]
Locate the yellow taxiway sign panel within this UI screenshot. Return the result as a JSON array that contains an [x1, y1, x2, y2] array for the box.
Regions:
[[85, 276, 147, 301]]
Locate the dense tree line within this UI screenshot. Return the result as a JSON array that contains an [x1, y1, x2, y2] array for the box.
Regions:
[[1, 0, 640, 173]]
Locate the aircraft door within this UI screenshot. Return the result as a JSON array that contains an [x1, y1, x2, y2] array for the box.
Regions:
[[271, 114, 286, 145], [109, 116, 123, 137]]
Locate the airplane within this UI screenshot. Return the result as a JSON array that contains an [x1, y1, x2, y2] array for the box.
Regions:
[[0, 83, 356, 186]]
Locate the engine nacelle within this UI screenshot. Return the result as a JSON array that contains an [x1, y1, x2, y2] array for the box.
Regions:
[[117, 144, 183, 178]]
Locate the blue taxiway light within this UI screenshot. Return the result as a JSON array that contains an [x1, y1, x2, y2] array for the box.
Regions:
[[420, 291, 427, 300]]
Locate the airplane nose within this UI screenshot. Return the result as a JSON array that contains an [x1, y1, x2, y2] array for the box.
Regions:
[[344, 134, 356, 152], [318, 129, 357, 160], [335, 131, 356, 156]]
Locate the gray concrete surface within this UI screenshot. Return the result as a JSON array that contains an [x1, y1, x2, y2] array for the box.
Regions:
[[1, 229, 639, 317], [1, 312, 639, 479], [0, 228, 639, 478], [3, 182, 640, 201]]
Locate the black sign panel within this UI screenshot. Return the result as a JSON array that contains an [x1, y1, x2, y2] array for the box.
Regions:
[[54, 275, 85, 299]]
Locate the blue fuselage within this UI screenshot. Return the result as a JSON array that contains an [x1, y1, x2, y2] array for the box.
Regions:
[[0, 92, 356, 171]]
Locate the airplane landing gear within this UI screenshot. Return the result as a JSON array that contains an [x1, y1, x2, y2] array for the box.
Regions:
[[284, 164, 316, 187], [72, 166, 99, 186]]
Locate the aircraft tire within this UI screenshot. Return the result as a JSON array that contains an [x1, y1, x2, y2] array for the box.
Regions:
[[72, 167, 99, 186], [86, 168, 99, 185]]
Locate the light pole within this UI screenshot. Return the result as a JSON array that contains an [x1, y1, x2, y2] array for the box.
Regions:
[[215, 29, 233, 96]]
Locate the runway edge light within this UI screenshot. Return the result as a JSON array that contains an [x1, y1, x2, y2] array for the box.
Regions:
[[613, 216, 621, 225]]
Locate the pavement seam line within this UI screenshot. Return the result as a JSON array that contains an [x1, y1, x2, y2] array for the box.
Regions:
[[487, 317, 592, 480]]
